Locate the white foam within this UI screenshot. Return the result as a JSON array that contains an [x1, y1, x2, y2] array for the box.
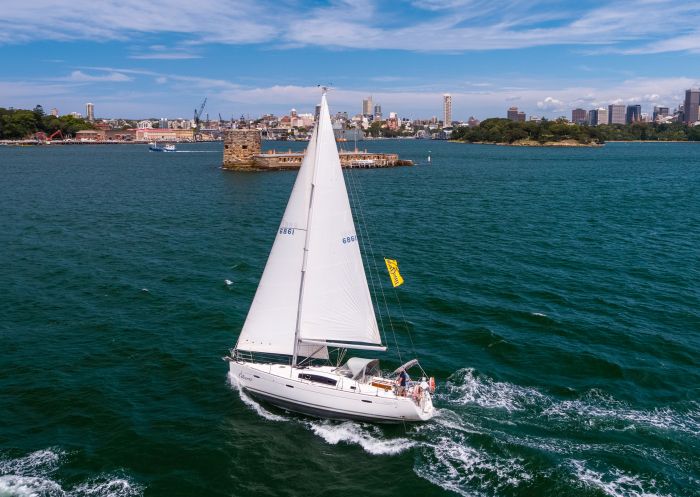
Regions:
[[0, 449, 142, 497], [224, 279, 233, 286], [531, 312, 547, 317], [226, 372, 287, 422], [71, 478, 141, 497], [442, 368, 545, 412], [0, 449, 64, 477], [306, 421, 415, 456], [570, 460, 671, 497], [542, 390, 700, 436], [0, 475, 65, 497], [414, 434, 532, 497]]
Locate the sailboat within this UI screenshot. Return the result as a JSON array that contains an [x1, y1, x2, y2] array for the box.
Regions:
[[225, 90, 435, 423]]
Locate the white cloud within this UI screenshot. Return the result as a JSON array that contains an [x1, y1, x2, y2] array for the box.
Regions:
[[0, 0, 699, 54], [65, 70, 132, 82], [537, 97, 566, 111]]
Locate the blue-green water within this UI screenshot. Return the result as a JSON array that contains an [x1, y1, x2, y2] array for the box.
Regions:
[[1, 141, 699, 497]]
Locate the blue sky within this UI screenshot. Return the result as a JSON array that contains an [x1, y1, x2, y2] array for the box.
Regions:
[[1, 0, 700, 120]]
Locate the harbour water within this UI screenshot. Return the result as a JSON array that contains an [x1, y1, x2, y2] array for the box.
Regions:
[[1, 141, 699, 496]]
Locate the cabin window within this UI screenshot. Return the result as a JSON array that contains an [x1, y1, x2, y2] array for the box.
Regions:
[[298, 373, 337, 386]]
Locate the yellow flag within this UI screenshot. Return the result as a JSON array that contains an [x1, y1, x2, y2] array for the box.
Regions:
[[384, 258, 404, 288]]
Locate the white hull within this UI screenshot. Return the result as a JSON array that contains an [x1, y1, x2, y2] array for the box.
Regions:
[[228, 360, 434, 423]]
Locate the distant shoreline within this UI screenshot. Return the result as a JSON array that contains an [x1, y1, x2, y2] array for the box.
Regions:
[[450, 139, 603, 148]]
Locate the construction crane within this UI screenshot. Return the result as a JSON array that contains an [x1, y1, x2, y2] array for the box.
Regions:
[[193, 97, 207, 141]]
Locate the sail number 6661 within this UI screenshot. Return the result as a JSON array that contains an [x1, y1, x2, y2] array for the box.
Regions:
[[342, 235, 357, 244]]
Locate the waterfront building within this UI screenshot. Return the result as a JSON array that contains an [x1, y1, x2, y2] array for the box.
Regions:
[[507, 106, 526, 122], [443, 94, 452, 126], [374, 104, 382, 121], [653, 106, 670, 122], [86, 102, 94, 122], [684, 89, 700, 124], [50, 108, 59, 117], [136, 128, 194, 141], [70, 112, 82, 118], [608, 104, 626, 125], [572, 108, 587, 125], [467, 116, 480, 127], [362, 97, 373, 116], [596, 107, 608, 126], [137, 120, 153, 129], [626, 104, 641, 124]]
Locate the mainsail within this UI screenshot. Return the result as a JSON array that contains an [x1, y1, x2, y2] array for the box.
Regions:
[[236, 92, 382, 359]]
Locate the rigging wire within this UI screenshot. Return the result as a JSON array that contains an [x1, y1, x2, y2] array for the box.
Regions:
[[344, 165, 388, 349], [344, 164, 405, 365], [345, 162, 420, 361]]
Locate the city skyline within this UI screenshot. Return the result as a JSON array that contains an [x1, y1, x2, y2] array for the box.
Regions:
[[2, 1, 700, 119]]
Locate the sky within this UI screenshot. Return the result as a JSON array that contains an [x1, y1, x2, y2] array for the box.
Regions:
[[2, 0, 700, 120]]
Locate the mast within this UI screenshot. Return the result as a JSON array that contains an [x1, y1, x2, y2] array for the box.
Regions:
[[292, 89, 326, 366]]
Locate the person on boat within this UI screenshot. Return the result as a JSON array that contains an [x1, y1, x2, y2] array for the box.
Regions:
[[396, 369, 409, 396]]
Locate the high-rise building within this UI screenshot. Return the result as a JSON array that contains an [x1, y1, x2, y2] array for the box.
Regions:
[[596, 108, 608, 126], [443, 94, 452, 126], [626, 104, 641, 124], [373, 104, 382, 120], [572, 108, 587, 125], [588, 109, 598, 126], [86, 102, 95, 122], [50, 108, 59, 117], [684, 89, 700, 124], [653, 106, 669, 121], [507, 106, 526, 122], [608, 104, 626, 125], [362, 97, 373, 116], [159, 118, 168, 129]]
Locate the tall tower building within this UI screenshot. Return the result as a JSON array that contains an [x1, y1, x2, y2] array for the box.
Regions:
[[608, 104, 626, 125], [684, 89, 700, 124], [507, 106, 526, 122], [626, 105, 641, 124], [653, 106, 669, 122], [362, 97, 373, 116], [596, 107, 608, 126], [86, 102, 95, 122], [373, 104, 382, 120], [443, 94, 452, 126], [572, 108, 587, 125]]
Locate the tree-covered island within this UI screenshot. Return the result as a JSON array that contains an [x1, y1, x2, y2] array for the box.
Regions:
[[450, 118, 700, 146]]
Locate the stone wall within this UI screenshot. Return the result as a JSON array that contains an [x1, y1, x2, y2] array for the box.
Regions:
[[222, 130, 261, 169]]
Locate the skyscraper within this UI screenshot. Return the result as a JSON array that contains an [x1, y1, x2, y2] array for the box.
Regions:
[[572, 108, 587, 125], [596, 107, 608, 126], [653, 106, 669, 121], [362, 97, 373, 116], [684, 89, 700, 124], [588, 109, 598, 126], [373, 104, 382, 120], [86, 102, 94, 122], [608, 104, 625, 125], [443, 94, 452, 126], [626, 105, 641, 124], [507, 107, 526, 122]]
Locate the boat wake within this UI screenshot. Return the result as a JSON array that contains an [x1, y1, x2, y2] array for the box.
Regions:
[[0, 449, 142, 497], [228, 369, 696, 496]]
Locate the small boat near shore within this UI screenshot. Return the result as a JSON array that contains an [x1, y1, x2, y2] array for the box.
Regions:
[[225, 90, 435, 423], [148, 142, 176, 152]]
